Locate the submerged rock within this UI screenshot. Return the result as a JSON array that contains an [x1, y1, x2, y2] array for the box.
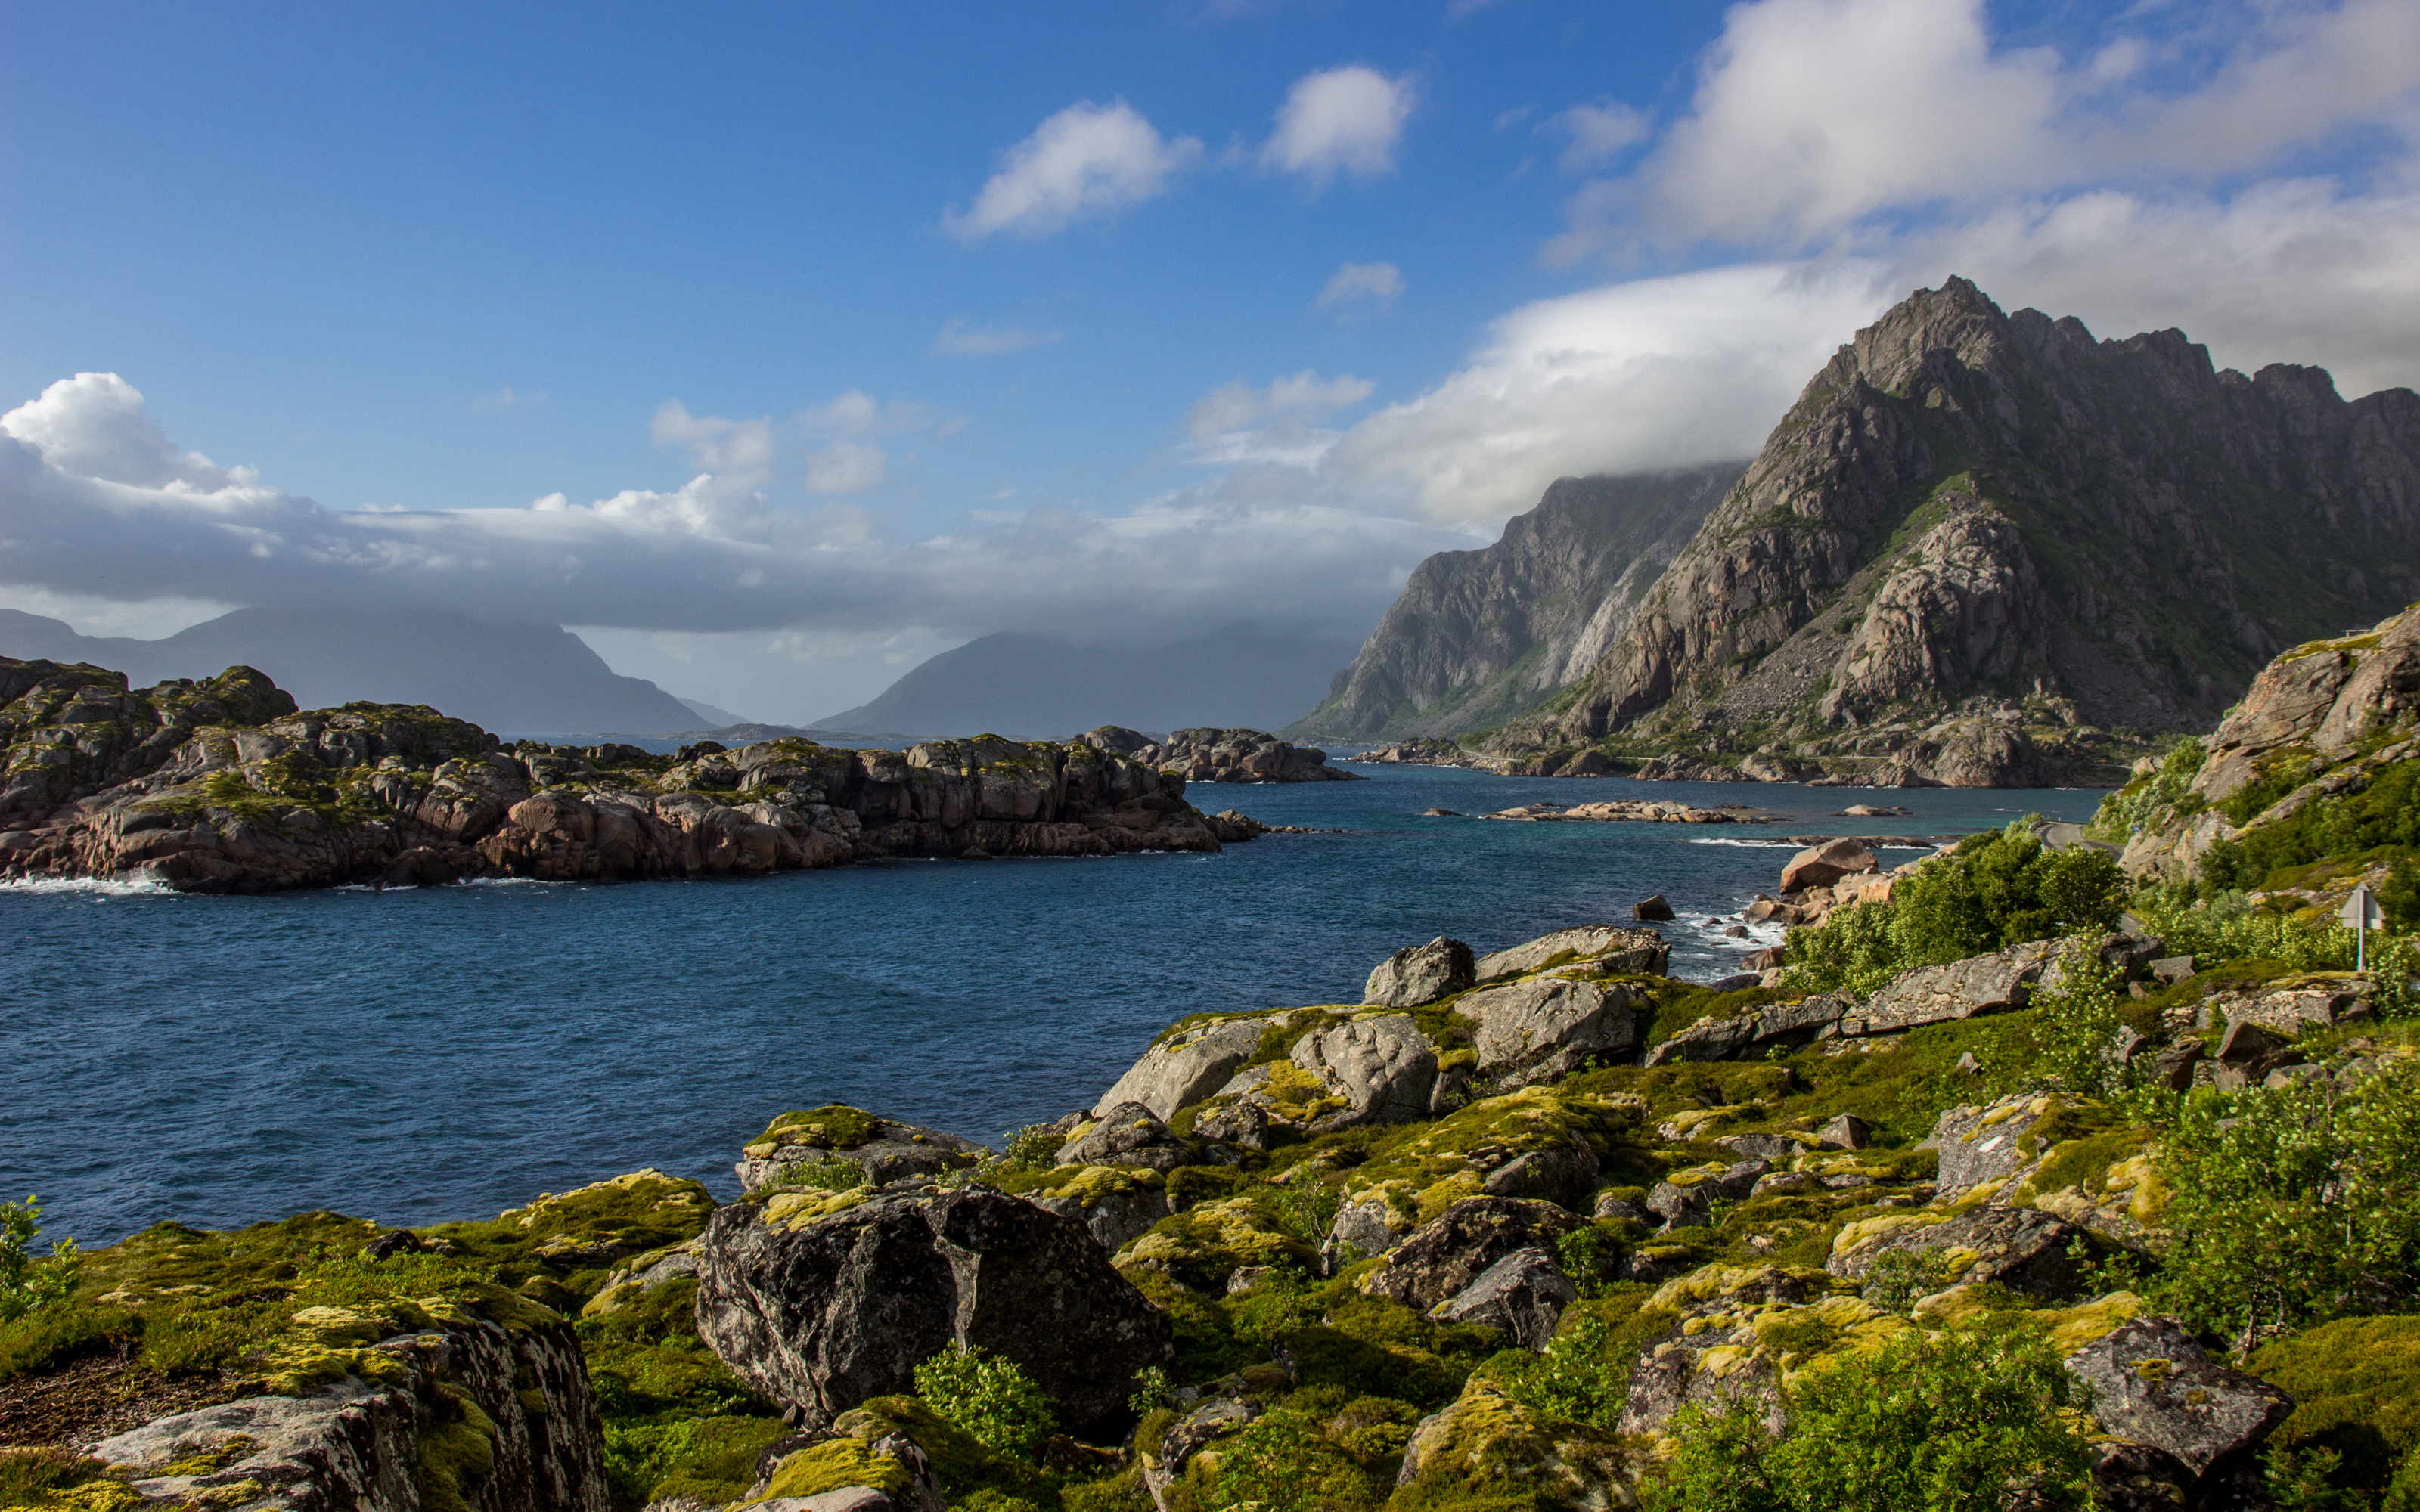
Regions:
[[693, 1186, 1171, 1430]]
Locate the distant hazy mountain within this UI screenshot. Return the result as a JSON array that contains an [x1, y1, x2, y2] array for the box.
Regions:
[[678, 696, 750, 727], [819, 622, 1365, 739], [0, 606, 703, 734]]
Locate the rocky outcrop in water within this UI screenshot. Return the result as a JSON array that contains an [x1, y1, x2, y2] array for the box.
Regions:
[[1290, 466, 1741, 742], [0, 659, 1248, 891], [1107, 726, 1361, 783], [1480, 277, 2420, 786]]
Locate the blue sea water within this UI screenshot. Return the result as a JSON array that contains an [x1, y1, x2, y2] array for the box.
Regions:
[[2, 769, 2106, 1247]]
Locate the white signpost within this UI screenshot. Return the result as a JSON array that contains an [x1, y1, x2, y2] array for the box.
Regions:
[[2344, 884, 2384, 972]]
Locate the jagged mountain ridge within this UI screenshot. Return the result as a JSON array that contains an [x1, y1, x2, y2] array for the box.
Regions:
[[1488, 277, 2420, 785], [1286, 465, 1741, 742], [0, 606, 704, 734]]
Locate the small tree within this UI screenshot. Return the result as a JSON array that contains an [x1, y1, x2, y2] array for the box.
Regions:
[[1645, 1332, 2096, 1512], [912, 1343, 1056, 1461], [0, 1196, 79, 1323]]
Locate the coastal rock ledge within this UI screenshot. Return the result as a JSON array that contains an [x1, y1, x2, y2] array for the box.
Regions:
[[0, 658, 1253, 892]]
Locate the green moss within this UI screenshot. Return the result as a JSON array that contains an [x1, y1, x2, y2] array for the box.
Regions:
[[757, 1439, 911, 1501], [2251, 1315, 2420, 1498], [749, 1105, 883, 1152], [605, 1415, 793, 1508], [414, 1385, 500, 1512], [1118, 1195, 1314, 1288], [833, 1396, 1063, 1508]]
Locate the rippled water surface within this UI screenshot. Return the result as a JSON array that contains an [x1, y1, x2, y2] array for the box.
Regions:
[[3, 768, 2105, 1243]]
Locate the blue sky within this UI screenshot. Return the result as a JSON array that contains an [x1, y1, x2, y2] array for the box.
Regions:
[[6, 0, 2418, 720]]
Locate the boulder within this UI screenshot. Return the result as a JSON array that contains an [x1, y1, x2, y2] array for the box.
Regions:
[[1473, 925, 1671, 983], [1428, 1247, 1577, 1350], [1827, 1207, 2105, 1300], [1364, 937, 1476, 1007], [1329, 1198, 1404, 1260], [1360, 1198, 1583, 1313], [1616, 1267, 1837, 1437], [1091, 1016, 1267, 1120], [1190, 1095, 1271, 1151], [1928, 1095, 2051, 1198], [693, 1186, 1171, 1430], [735, 1108, 988, 1194], [86, 1285, 608, 1512], [1141, 1396, 1261, 1509], [1478, 1134, 1602, 1210], [1453, 978, 1644, 1088], [1053, 1102, 1192, 1172], [1022, 1169, 1174, 1253], [2065, 1317, 2292, 1480], [1646, 1161, 1769, 1229], [1817, 1114, 1869, 1150], [1780, 838, 1877, 892], [1632, 894, 1677, 922], [1841, 942, 2055, 1036], [1394, 1378, 1630, 1507], [1289, 1014, 1440, 1128], [1640, 995, 1849, 1067]]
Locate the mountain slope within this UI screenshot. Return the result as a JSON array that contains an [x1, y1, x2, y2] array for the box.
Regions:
[[818, 621, 1364, 739], [1490, 277, 2420, 785], [0, 606, 702, 733], [1286, 465, 1740, 742]]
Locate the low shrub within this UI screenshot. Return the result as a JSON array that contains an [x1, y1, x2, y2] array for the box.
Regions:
[[914, 1343, 1056, 1461]]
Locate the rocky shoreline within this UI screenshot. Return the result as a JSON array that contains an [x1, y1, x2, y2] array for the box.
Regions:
[[0, 658, 1287, 893]]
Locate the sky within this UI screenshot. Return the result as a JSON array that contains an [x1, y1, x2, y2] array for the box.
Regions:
[[4, 0, 2418, 722]]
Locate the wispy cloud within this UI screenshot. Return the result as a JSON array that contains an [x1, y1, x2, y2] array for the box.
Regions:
[[470, 386, 546, 414], [945, 100, 1202, 242], [1313, 261, 1405, 314], [932, 318, 1066, 356]]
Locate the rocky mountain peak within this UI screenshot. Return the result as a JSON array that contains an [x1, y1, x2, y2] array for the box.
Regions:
[[1479, 277, 2420, 785]]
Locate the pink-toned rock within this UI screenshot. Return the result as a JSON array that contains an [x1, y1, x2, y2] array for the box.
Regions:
[[1779, 839, 1877, 893]]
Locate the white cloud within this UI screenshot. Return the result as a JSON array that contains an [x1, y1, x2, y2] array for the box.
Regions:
[[1262, 67, 1416, 188], [0, 374, 1460, 648], [650, 401, 776, 477], [1552, 101, 1651, 172], [945, 100, 1202, 242], [1182, 370, 1376, 446], [1575, 0, 2420, 253], [471, 386, 545, 414], [1313, 261, 1405, 314], [803, 441, 889, 495], [933, 318, 1066, 356], [1319, 262, 1897, 523]]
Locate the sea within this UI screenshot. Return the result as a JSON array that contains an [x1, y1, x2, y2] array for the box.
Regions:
[[1, 767, 2106, 1247]]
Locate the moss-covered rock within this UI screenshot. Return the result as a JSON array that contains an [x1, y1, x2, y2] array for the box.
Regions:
[[1390, 1375, 1633, 1510]]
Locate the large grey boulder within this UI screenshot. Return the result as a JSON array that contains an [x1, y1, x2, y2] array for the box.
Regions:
[[1842, 943, 2054, 1036], [1091, 1016, 1267, 1120], [694, 1187, 1171, 1430], [1646, 1161, 1769, 1229], [88, 1289, 608, 1512], [1054, 1102, 1192, 1172], [1361, 1197, 1581, 1313], [1291, 1014, 1439, 1127], [1454, 978, 1644, 1087], [1478, 1135, 1601, 1210], [1329, 1198, 1404, 1259], [2065, 1317, 2292, 1480], [1827, 1207, 2107, 1300], [1364, 937, 1475, 1007], [1615, 1267, 1822, 1437], [1024, 1174, 1175, 1253], [1927, 1095, 2050, 1198], [1474, 925, 1670, 983], [1642, 994, 1849, 1066], [1429, 1247, 1576, 1350]]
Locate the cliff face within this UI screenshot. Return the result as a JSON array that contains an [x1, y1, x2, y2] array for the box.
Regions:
[[1494, 278, 2420, 785], [0, 658, 1244, 892], [1288, 466, 1740, 742]]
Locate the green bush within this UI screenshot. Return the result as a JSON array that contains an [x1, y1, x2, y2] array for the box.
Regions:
[[2086, 739, 2206, 841], [2200, 758, 2420, 895], [914, 1343, 1056, 1461], [1785, 823, 2127, 995], [1201, 1408, 1378, 1512], [2150, 1062, 2420, 1343], [1643, 1331, 2095, 1512], [0, 1197, 79, 1324], [2000, 939, 2128, 1096]]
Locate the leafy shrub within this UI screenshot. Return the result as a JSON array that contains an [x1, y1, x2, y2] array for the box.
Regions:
[[2000, 939, 2128, 1097], [2086, 738, 2207, 841], [771, 1154, 870, 1193], [2200, 758, 2420, 895], [1274, 1177, 1340, 1245], [1001, 1123, 1064, 1173], [914, 1343, 1056, 1461], [1786, 823, 2127, 995], [2150, 1062, 2420, 1343], [1643, 1331, 2095, 1512], [1859, 1247, 1954, 1314], [1202, 1408, 1375, 1512], [0, 1197, 79, 1324]]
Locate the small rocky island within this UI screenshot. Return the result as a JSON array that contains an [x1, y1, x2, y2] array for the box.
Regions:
[[0, 659, 1280, 892]]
